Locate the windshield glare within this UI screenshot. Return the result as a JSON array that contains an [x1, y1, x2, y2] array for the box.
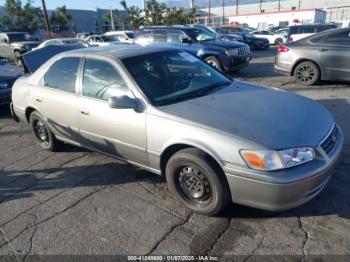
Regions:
[[185, 28, 215, 42], [122, 51, 231, 106]]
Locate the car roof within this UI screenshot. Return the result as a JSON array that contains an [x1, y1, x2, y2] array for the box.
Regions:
[[290, 24, 336, 28], [61, 45, 178, 60]]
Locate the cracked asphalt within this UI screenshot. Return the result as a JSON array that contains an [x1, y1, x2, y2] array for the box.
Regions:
[[0, 47, 350, 259]]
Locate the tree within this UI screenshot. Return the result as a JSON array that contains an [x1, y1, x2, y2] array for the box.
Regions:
[[50, 5, 72, 32], [119, 0, 144, 30], [144, 0, 166, 25], [0, 0, 43, 33], [164, 7, 197, 25]]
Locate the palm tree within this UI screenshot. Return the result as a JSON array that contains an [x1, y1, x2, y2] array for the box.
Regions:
[[119, 0, 144, 30]]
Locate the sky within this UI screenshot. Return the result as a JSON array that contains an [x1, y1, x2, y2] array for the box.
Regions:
[[0, 0, 143, 10]]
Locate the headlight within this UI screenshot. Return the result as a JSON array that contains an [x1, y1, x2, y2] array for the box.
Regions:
[[0, 81, 8, 89], [225, 48, 239, 56], [240, 147, 315, 171]]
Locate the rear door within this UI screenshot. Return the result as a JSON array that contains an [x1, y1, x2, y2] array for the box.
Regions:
[[315, 29, 350, 81], [32, 56, 81, 141]]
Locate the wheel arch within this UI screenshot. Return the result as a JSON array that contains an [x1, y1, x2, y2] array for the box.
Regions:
[[25, 106, 38, 122], [159, 142, 225, 176]]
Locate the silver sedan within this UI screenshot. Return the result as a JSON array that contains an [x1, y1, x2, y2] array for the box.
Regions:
[[11, 45, 343, 215]]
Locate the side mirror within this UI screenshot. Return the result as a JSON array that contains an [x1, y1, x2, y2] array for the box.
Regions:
[[108, 96, 142, 112], [181, 37, 192, 44]]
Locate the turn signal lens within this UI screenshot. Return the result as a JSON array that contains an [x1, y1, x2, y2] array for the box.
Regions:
[[242, 152, 266, 168]]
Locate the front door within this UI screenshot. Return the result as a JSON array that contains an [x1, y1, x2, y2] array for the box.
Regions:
[[77, 57, 148, 166]]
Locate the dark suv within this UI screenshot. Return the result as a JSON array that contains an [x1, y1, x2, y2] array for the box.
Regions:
[[136, 26, 252, 72], [0, 59, 22, 105], [0, 32, 40, 65], [216, 27, 269, 50]]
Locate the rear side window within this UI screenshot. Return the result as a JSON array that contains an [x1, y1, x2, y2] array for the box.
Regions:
[[311, 30, 350, 45], [43, 57, 80, 93], [153, 30, 168, 42], [301, 27, 315, 34], [82, 58, 132, 101], [290, 27, 299, 34]]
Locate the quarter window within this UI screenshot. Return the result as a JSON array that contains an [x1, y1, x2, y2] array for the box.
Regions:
[[43, 57, 80, 93], [82, 58, 132, 101]]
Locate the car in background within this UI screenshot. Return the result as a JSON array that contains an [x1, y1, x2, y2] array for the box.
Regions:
[[11, 45, 343, 215], [287, 24, 337, 42], [195, 25, 244, 42], [104, 31, 135, 43], [274, 28, 290, 38], [136, 25, 252, 72], [34, 38, 91, 50], [216, 27, 269, 50], [252, 30, 286, 45], [86, 35, 121, 46], [275, 27, 350, 86], [0, 32, 41, 66], [0, 59, 22, 105], [76, 33, 91, 40]]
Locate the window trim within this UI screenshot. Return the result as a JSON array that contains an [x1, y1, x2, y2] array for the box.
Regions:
[[40, 56, 83, 95]]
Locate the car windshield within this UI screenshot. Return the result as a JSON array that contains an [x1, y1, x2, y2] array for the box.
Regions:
[[102, 35, 118, 42], [8, 33, 29, 42], [184, 28, 215, 42], [122, 50, 232, 106], [125, 32, 135, 39]]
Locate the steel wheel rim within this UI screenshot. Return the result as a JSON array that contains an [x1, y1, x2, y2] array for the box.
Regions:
[[207, 59, 218, 68], [175, 165, 212, 206], [296, 65, 316, 83], [33, 119, 49, 145]]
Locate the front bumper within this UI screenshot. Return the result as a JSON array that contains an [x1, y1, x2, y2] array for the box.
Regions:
[[0, 89, 11, 105], [224, 127, 344, 211], [221, 53, 252, 72]]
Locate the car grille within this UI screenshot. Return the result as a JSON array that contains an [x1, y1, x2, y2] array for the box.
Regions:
[[237, 46, 249, 56], [320, 124, 339, 154]]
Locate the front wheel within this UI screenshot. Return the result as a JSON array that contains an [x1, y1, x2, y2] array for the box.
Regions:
[[274, 38, 283, 45], [165, 148, 230, 216], [204, 56, 222, 71], [14, 51, 22, 66], [294, 61, 320, 86], [29, 111, 59, 151]]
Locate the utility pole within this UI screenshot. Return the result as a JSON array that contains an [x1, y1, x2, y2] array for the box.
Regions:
[[278, 0, 281, 11], [41, 0, 51, 38], [208, 0, 211, 26], [222, 0, 225, 24], [298, 0, 301, 10], [110, 7, 115, 31], [236, 0, 239, 15]]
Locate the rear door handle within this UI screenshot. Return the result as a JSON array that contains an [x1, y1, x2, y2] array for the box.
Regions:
[[319, 48, 328, 52], [80, 109, 89, 116]]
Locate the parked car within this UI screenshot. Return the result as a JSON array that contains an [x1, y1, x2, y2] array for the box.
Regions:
[[287, 24, 337, 42], [104, 31, 135, 43], [0, 32, 41, 65], [196, 25, 244, 42], [0, 59, 22, 105], [216, 27, 270, 50], [275, 27, 350, 85], [252, 30, 286, 45], [136, 25, 252, 72], [33, 38, 91, 50], [76, 33, 90, 40], [86, 35, 121, 46], [12, 45, 343, 215]]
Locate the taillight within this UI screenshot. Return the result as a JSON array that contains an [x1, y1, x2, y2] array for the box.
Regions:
[[278, 44, 289, 53]]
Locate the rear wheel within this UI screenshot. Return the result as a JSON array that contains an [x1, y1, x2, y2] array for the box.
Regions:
[[294, 61, 320, 86], [274, 38, 283, 45], [204, 56, 222, 71], [165, 148, 230, 216], [29, 111, 59, 151]]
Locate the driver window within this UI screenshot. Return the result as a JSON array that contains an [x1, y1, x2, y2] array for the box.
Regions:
[[83, 58, 133, 101]]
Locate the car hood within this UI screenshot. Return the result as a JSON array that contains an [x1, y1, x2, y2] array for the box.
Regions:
[[200, 39, 246, 48], [0, 63, 22, 80], [157, 81, 333, 149]]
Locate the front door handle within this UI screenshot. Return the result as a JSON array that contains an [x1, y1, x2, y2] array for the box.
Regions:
[[80, 109, 89, 116], [35, 98, 42, 103], [319, 48, 328, 52]]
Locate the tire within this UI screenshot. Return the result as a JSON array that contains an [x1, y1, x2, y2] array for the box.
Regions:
[[294, 61, 320, 86], [249, 43, 256, 51], [29, 111, 58, 151], [165, 148, 230, 216], [204, 56, 223, 71], [14, 51, 22, 67], [274, 38, 283, 45]]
